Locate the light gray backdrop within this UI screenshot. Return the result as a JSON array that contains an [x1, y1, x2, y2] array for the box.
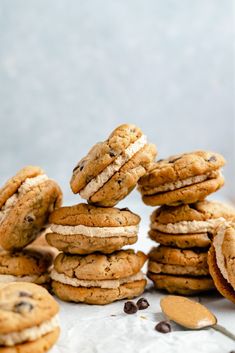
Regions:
[[0, 0, 234, 205]]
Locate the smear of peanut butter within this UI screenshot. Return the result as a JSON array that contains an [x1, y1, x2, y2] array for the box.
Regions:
[[160, 296, 217, 329]]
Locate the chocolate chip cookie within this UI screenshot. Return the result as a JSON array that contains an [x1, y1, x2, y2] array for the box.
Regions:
[[70, 124, 157, 207], [0, 166, 62, 250], [138, 151, 225, 206], [46, 203, 140, 254]]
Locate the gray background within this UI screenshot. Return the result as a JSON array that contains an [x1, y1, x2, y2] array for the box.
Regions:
[[0, 0, 234, 205]]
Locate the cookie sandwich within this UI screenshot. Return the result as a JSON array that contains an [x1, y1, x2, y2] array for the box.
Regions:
[[46, 203, 140, 254], [51, 250, 147, 304], [148, 246, 215, 295], [0, 247, 55, 286], [0, 282, 60, 352], [0, 166, 62, 250], [70, 124, 156, 207], [208, 222, 235, 303], [138, 151, 225, 206], [149, 201, 235, 249]]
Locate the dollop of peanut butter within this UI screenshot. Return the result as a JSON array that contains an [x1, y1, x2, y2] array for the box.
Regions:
[[160, 295, 217, 329]]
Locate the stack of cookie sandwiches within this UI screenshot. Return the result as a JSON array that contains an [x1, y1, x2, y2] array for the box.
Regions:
[[138, 151, 235, 295], [0, 166, 62, 287], [46, 124, 157, 304]]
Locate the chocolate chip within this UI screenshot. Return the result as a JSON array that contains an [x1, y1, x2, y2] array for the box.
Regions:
[[136, 298, 150, 310], [208, 155, 217, 162], [157, 159, 164, 163], [14, 301, 34, 314], [120, 207, 130, 212], [155, 321, 171, 333], [117, 179, 122, 185], [169, 156, 181, 163], [109, 150, 116, 157], [24, 215, 35, 223], [18, 291, 32, 298], [123, 301, 138, 314]]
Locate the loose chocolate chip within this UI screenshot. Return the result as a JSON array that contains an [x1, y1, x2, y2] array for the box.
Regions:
[[208, 155, 217, 162], [136, 298, 150, 310], [155, 321, 171, 333], [124, 301, 138, 314], [14, 301, 34, 314], [18, 291, 32, 298], [24, 215, 35, 223]]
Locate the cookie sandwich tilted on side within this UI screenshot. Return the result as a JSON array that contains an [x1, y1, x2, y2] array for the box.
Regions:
[[0, 166, 62, 250], [70, 124, 157, 207]]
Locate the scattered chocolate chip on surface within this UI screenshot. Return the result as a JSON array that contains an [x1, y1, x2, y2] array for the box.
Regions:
[[136, 298, 150, 310], [155, 321, 171, 333], [124, 301, 138, 314]]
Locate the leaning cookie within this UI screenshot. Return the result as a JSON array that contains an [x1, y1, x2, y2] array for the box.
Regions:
[[51, 250, 147, 305], [0, 166, 62, 250], [0, 282, 60, 352], [149, 201, 235, 248], [208, 223, 235, 303], [147, 246, 215, 295], [0, 246, 56, 286], [138, 151, 225, 206], [70, 124, 157, 207], [46, 203, 140, 254]]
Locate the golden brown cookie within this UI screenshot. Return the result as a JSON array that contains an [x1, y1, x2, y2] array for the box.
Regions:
[[147, 246, 214, 294], [148, 246, 209, 276], [147, 273, 215, 295], [208, 223, 235, 303], [149, 201, 235, 248], [70, 124, 157, 207], [138, 151, 225, 206], [51, 249, 147, 304], [0, 247, 55, 285], [0, 167, 62, 251], [47, 203, 140, 254], [0, 282, 59, 351]]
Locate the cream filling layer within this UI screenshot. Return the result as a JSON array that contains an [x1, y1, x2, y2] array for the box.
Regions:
[[50, 224, 139, 238], [51, 269, 145, 289], [214, 223, 231, 284], [151, 218, 225, 234], [0, 273, 50, 284], [142, 171, 219, 195], [0, 315, 59, 346], [80, 135, 147, 199], [0, 174, 49, 224]]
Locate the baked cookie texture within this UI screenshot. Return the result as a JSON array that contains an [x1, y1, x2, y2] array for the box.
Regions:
[[0, 282, 60, 351], [147, 246, 214, 295], [0, 246, 55, 285], [208, 223, 235, 303], [46, 203, 140, 254], [51, 250, 147, 304], [70, 124, 157, 207], [149, 201, 235, 249], [0, 166, 62, 251], [138, 151, 225, 206]]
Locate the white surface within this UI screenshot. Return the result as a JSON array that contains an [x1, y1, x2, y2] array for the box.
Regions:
[[50, 199, 235, 353]]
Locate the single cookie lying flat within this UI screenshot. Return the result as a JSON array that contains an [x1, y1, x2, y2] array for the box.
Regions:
[[0, 282, 60, 352], [70, 124, 156, 207], [51, 249, 147, 304], [208, 223, 235, 303], [147, 246, 214, 295], [0, 246, 55, 286], [149, 201, 235, 249], [138, 151, 225, 206], [46, 203, 140, 254], [0, 166, 62, 250]]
